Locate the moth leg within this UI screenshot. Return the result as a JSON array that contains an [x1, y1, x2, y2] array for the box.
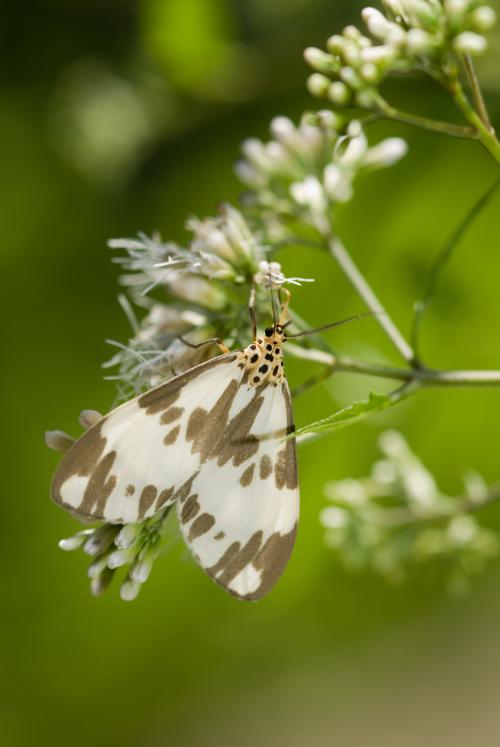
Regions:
[[178, 335, 230, 354]]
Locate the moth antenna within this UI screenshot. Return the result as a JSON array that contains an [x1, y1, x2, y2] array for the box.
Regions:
[[285, 311, 379, 339]]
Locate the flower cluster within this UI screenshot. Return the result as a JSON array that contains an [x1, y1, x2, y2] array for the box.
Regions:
[[58, 510, 174, 600], [236, 114, 407, 233], [320, 430, 498, 594], [305, 0, 496, 111], [106, 204, 312, 396]]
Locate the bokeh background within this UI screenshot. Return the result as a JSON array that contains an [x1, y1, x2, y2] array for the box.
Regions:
[[3, 1, 500, 745]]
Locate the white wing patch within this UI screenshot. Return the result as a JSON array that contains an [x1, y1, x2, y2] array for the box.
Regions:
[[51, 343, 299, 600]]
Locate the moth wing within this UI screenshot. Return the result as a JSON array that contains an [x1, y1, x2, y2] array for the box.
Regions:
[[176, 379, 299, 601], [50, 354, 240, 523]]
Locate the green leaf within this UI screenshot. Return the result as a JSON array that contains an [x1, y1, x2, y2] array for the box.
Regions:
[[294, 391, 394, 439]]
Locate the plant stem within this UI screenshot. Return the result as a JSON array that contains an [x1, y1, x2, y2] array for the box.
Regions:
[[448, 76, 500, 164], [286, 343, 500, 387], [327, 236, 416, 364], [374, 96, 477, 139], [462, 54, 494, 133]]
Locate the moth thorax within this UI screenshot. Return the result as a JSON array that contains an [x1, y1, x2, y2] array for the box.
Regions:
[[238, 333, 285, 388]]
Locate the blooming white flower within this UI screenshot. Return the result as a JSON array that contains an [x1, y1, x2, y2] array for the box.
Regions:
[[253, 260, 314, 289]]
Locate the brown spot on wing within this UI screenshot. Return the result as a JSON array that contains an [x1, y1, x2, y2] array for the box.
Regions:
[[78, 451, 117, 517], [155, 486, 174, 510], [214, 531, 225, 540], [181, 494, 200, 524], [138, 485, 158, 518], [160, 407, 183, 425], [245, 526, 297, 601], [240, 463, 255, 487], [126, 484, 135, 496], [163, 425, 181, 445], [208, 532, 263, 586], [189, 513, 215, 541], [186, 380, 264, 468], [259, 455, 272, 480]]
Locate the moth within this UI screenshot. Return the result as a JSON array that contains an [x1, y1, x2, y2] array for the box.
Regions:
[[50, 293, 299, 601]]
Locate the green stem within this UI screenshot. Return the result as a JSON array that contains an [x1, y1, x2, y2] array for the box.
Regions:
[[327, 237, 417, 364], [374, 96, 477, 139], [448, 77, 500, 164], [462, 54, 494, 133], [286, 343, 500, 387]]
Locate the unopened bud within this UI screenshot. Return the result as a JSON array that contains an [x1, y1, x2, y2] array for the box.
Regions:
[[79, 410, 103, 429], [328, 81, 351, 105], [304, 47, 337, 74], [307, 73, 331, 97], [470, 6, 496, 32], [45, 430, 75, 453], [453, 31, 488, 54]]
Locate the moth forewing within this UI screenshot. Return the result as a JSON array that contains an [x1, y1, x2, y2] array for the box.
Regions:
[[50, 354, 239, 523]]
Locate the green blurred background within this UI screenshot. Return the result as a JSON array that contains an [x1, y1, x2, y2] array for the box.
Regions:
[[3, 1, 500, 745]]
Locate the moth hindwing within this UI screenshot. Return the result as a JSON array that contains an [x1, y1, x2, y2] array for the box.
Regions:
[[51, 328, 299, 600]]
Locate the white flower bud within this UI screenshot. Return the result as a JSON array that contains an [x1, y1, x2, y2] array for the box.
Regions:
[[320, 506, 349, 529], [45, 430, 75, 453], [444, 0, 471, 21], [326, 34, 345, 54], [83, 524, 118, 556], [90, 567, 115, 596], [241, 137, 271, 170], [79, 410, 102, 429], [379, 429, 409, 458], [328, 81, 351, 104], [362, 7, 406, 45], [360, 62, 380, 82], [401, 0, 441, 27], [323, 164, 353, 202], [130, 546, 156, 584], [448, 515, 477, 545], [107, 546, 135, 569], [115, 523, 142, 549], [363, 137, 408, 167], [343, 25, 363, 41], [59, 530, 93, 551], [88, 553, 111, 579], [325, 478, 367, 506], [307, 73, 330, 97], [290, 176, 327, 214], [234, 159, 264, 188], [304, 47, 336, 74], [406, 28, 436, 53], [343, 41, 362, 66], [470, 6, 496, 32], [120, 577, 142, 601], [356, 88, 378, 108], [270, 116, 296, 145], [360, 44, 397, 64], [340, 66, 363, 90], [453, 31, 488, 54]]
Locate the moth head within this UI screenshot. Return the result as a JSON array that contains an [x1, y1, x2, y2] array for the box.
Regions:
[[263, 322, 289, 342]]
